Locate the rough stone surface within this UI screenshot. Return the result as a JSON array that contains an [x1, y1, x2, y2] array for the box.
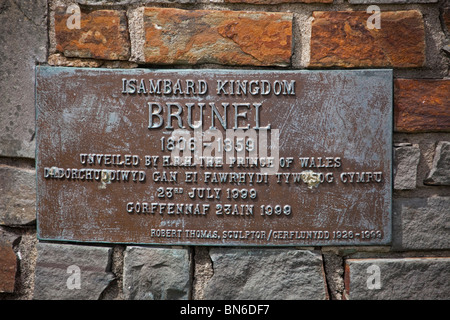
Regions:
[[394, 144, 420, 190], [123, 246, 191, 300], [192, 247, 214, 300], [141, 7, 292, 66], [13, 229, 38, 300], [48, 53, 103, 68], [395, 79, 450, 133], [47, 53, 138, 68], [424, 141, 450, 185], [345, 258, 450, 300], [322, 251, 345, 300], [204, 249, 327, 300], [54, 6, 130, 60], [309, 10, 425, 68], [392, 197, 450, 250], [33, 243, 114, 300], [0, 0, 47, 158], [0, 165, 36, 226]]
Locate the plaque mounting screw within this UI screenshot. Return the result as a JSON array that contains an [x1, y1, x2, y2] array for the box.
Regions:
[[301, 170, 321, 189], [99, 170, 111, 189]]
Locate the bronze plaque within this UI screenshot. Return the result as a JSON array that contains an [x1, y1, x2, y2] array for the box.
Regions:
[[36, 67, 392, 246]]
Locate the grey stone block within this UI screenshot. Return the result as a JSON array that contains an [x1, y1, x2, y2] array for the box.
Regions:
[[394, 144, 420, 190], [393, 197, 450, 250], [424, 141, 450, 186], [0, 0, 47, 158], [0, 165, 36, 226], [33, 243, 114, 300], [204, 248, 327, 300], [123, 246, 191, 300], [345, 257, 450, 300]]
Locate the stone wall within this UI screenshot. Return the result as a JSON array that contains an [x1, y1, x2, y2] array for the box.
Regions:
[[1, 0, 449, 300]]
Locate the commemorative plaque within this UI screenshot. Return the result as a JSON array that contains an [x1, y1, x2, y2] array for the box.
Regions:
[[36, 67, 392, 246]]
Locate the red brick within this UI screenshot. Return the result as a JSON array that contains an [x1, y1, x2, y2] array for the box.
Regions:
[[143, 7, 292, 67], [309, 10, 425, 68], [54, 7, 130, 60], [394, 79, 450, 132], [0, 244, 17, 293]]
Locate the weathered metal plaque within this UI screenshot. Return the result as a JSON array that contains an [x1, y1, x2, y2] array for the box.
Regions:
[[36, 67, 392, 246]]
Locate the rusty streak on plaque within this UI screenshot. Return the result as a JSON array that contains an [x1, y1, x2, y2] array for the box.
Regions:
[[35, 67, 392, 246]]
